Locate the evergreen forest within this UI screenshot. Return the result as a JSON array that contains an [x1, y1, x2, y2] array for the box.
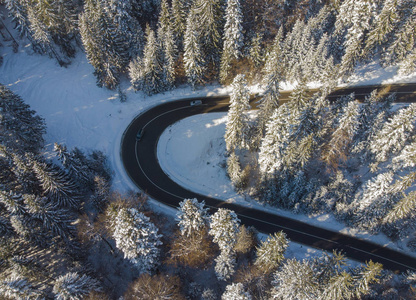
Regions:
[[1, 0, 416, 299]]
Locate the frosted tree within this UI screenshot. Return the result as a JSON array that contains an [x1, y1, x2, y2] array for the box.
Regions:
[[249, 33, 264, 69], [30, 156, 80, 208], [0, 274, 43, 300], [210, 208, 240, 280], [335, 0, 379, 77], [219, 0, 244, 83], [321, 271, 354, 300], [227, 152, 244, 189], [0, 84, 46, 153], [222, 282, 252, 300], [5, 0, 32, 39], [258, 104, 291, 176], [209, 208, 240, 252], [53, 272, 101, 300], [129, 27, 165, 95], [193, 0, 224, 72], [392, 141, 416, 171], [176, 198, 209, 237], [80, 0, 126, 89], [255, 231, 288, 274], [224, 74, 251, 152], [158, 23, 178, 89], [111, 207, 162, 273], [171, 0, 192, 46], [271, 258, 319, 299], [102, 0, 144, 63], [214, 249, 237, 280], [369, 103, 416, 170], [352, 260, 383, 298], [183, 9, 205, 89], [353, 171, 394, 232], [321, 100, 360, 171]]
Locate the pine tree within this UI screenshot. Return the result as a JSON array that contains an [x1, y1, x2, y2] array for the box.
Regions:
[[322, 100, 360, 171], [129, 26, 165, 95], [222, 282, 252, 300], [0, 274, 43, 299], [258, 105, 291, 176], [219, 0, 244, 83], [321, 271, 354, 300], [209, 208, 240, 252], [369, 103, 416, 169], [352, 260, 383, 298], [193, 0, 224, 74], [255, 231, 288, 274], [111, 207, 162, 273], [79, 0, 126, 89], [227, 152, 244, 189], [214, 249, 236, 280], [249, 33, 264, 69], [353, 171, 394, 232], [224, 74, 251, 152], [0, 84, 46, 153], [271, 258, 319, 299], [171, 0, 192, 46], [183, 9, 205, 89], [53, 272, 101, 300], [176, 198, 209, 237], [158, 11, 178, 90]]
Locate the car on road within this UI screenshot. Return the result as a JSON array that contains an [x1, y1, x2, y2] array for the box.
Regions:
[[136, 128, 144, 141], [190, 100, 202, 106]]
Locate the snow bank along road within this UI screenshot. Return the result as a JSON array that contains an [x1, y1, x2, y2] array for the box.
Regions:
[[121, 84, 416, 273]]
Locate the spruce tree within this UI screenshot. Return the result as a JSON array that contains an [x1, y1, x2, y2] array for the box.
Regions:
[[255, 231, 288, 274], [53, 272, 101, 300], [183, 9, 205, 89], [219, 0, 244, 83], [224, 74, 251, 152], [176, 198, 209, 237]]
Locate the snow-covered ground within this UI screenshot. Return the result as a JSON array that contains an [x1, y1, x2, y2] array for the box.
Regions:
[[1, 27, 416, 261]]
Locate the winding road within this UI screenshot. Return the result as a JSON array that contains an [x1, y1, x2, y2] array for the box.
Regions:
[[121, 84, 416, 273]]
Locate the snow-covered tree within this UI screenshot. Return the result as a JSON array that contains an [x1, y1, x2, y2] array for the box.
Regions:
[[353, 171, 395, 232], [129, 26, 165, 95], [258, 104, 291, 176], [209, 208, 240, 252], [220, 0, 244, 83], [111, 207, 162, 273], [222, 282, 252, 300], [227, 152, 244, 189], [369, 103, 416, 170], [249, 33, 264, 69], [214, 249, 236, 281], [224, 74, 251, 152], [255, 231, 288, 274], [53, 272, 101, 300], [271, 258, 319, 299], [322, 100, 360, 171], [352, 260, 383, 298], [183, 9, 205, 89], [0, 274, 43, 300], [176, 198, 209, 237], [0, 84, 46, 153]]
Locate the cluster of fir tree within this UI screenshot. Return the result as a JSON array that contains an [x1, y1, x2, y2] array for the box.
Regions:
[[224, 70, 416, 245], [125, 198, 416, 299], [0, 84, 113, 299], [3, 1, 414, 95]]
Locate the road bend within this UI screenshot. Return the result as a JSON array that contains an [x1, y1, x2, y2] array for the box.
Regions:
[[121, 84, 416, 273]]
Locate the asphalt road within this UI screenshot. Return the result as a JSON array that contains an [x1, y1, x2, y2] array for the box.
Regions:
[[120, 84, 416, 273]]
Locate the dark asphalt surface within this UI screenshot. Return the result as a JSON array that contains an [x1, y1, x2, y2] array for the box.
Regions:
[[121, 84, 416, 273]]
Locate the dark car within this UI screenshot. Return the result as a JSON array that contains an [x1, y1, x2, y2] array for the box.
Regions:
[[136, 128, 144, 141]]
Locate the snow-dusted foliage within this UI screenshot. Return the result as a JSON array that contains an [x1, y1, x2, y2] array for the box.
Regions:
[[255, 231, 288, 273], [224, 74, 251, 152], [220, 0, 244, 82], [129, 27, 165, 96], [209, 208, 240, 252], [369, 103, 416, 169], [176, 198, 209, 237], [111, 208, 162, 273], [53, 272, 101, 300], [271, 258, 319, 299], [214, 249, 236, 281], [183, 9, 205, 89], [222, 282, 252, 300], [0, 274, 43, 299], [0, 84, 46, 153]]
